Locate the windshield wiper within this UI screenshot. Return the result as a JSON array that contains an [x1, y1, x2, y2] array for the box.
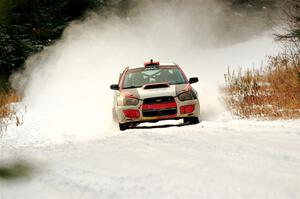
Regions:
[[170, 82, 187, 85], [123, 86, 141, 89]]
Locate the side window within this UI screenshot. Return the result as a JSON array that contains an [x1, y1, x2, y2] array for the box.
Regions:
[[174, 69, 185, 83], [118, 69, 128, 87], [123, 73, 131, 88]]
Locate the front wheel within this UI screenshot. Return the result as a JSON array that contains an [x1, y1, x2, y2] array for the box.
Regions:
[[184, 117, 199, 125]]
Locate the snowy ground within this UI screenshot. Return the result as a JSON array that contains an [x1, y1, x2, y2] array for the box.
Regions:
[[1, 118, 299, 199]]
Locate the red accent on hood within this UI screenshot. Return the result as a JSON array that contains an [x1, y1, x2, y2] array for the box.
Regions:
[[179, 84, 192, 94], [121, 91, 136, 98]]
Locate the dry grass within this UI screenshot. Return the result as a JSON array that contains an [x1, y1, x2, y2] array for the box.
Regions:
[[223, 53, 300, 119], [0, 91, 21, 135]]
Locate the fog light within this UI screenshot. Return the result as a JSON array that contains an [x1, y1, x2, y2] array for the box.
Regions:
[[180, 104, 195, 114], [123, 109, 140, 118]]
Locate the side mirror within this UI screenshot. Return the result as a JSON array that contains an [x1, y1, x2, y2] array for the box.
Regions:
[[110, 84, 120, 90], [189, 77, 198, 84]]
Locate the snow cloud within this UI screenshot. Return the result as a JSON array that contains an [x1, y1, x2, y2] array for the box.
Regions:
[[10, 0, 279, 142]]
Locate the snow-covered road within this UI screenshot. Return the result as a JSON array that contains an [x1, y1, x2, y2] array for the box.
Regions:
[[1, 119, 299, 199], [2, 1, 299, 198]]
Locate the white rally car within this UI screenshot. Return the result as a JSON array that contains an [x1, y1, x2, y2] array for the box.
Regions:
[[110, 60, 200, 130]]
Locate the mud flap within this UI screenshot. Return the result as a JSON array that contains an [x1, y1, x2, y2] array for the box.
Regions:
[[183, 117, 199, 125]]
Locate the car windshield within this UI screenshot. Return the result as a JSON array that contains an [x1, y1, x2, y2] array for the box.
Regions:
[[123, 67, 186, 89]]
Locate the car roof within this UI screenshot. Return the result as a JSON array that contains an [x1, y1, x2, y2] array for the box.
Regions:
[[127, 62, 177, 70]]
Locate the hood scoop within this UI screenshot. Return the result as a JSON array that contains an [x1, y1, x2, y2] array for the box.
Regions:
[[143, 83, 170, 89]]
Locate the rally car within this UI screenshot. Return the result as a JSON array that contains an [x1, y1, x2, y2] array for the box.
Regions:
[[110, 60, 200, 130]]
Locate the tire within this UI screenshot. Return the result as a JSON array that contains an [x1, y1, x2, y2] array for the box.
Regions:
[[119, 123, 129, 131], [184, 117, 199, 125]]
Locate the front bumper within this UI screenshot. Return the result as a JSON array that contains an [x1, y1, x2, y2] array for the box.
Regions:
[[115, 98, 200, 124]]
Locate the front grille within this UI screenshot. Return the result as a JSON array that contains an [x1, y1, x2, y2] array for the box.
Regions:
[[143, 108, 177, 117], [142, 96, 177, 117], [143, 96, 174, 104]]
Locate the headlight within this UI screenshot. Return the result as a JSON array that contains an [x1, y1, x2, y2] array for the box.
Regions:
[[118, 95, 139, 106], [178, 91, 197, 101], [123, 97, 139, 106]]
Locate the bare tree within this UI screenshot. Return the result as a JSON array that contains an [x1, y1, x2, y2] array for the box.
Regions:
[[275, 0, 300, 52]]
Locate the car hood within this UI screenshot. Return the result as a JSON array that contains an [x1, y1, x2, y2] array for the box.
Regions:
[[124, 84, 188, 100]]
